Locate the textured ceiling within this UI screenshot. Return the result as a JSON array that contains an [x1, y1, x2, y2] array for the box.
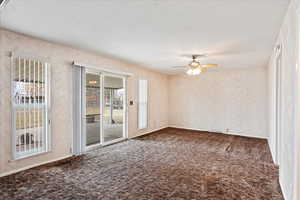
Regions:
[[0, 0, 290, 74]]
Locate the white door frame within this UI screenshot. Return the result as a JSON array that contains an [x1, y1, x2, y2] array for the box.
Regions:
[[83, 68, 128, 151], [101, 72, 128, 146], [84, 69, 102, 151], [275, 44, 282, 165]]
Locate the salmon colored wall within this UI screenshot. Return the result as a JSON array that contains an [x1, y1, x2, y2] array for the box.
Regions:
[[168, 68, 268, 139], [0, 29, 169, 176]]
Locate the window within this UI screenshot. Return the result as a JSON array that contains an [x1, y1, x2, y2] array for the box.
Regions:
[[138, 79, 148, 129], [12, 56, 51, 159]]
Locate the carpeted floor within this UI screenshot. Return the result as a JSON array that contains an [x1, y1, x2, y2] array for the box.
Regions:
[[0, 128, 283, 200]]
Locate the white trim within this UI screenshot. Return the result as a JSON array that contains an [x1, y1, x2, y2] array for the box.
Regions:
[[73, 61, 133, 77], [10, 51, 50, 63], [226, 132, 268, 139], [274, 45, 283, 165], [124, 77, 129, 139], [10, 54, 51, 160], [279, 178, 288, 200], [0, 155, 72, 178], [129, 126, 168, 139], [123, 77, 127, 139], [10, 52, 16, 159], [102, 137, 126, 146], [102, 71, 126, 79], [100, 72, 104, 145], [168, 126, 268, 139], [138, 79, 148, 130], [268, 138, 276, 164], [85, 143, 101, 151], [46, 62, 52, 152], [72, 65, 83, 155], [13, 148, 49, 161], [80, 68, 128, 151], [81, 67, 87, 152], [292, 10, 300, 200], [101, 74, 127, 143], [168, 126, 208, 133]]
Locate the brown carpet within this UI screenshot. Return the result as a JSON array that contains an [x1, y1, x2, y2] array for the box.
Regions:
[[0, 128, 283, 200]]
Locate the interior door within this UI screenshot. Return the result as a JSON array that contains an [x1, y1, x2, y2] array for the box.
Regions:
[[102, 74, 125, 144]]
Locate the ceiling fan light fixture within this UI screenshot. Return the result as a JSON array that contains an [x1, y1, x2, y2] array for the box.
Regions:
[[193, 68, 201, 75], [186, 68, 193, 75], [186, 67, 201, 75], [173, 54, 218, 75]]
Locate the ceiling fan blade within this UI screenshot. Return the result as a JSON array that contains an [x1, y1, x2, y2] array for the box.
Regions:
[[171, 66, 187, 69], [201, 64, 218, 68], [201, 67, 207, 72]]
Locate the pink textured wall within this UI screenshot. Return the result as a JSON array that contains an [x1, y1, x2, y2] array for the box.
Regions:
[[0, 29, 169, 175], [168, 68, 268, 139]]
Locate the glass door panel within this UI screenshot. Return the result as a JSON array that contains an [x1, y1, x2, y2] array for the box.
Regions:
[[103, 75, 124, 143], [85, 72, 101, 146]]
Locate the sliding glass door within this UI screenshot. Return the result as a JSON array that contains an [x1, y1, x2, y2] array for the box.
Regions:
[[102, 75, 125, 143], [85, 72, 101, 147], [84, 71, 126, 149]]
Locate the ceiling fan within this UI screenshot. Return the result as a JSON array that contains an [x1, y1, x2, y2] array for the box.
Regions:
[[173, 55, 218, 75]]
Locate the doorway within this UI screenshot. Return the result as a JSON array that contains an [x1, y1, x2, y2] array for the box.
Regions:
[[84, 70, 127, 150]]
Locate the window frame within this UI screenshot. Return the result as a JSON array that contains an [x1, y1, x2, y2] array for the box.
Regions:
[[138, 79, 148, 130], [10, 52, 51, 160]]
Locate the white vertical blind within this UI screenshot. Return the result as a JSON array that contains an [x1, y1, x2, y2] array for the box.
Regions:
[[12, 56, 50, 159], [138, 79, 148, 129], [72, 66, 85, 155]]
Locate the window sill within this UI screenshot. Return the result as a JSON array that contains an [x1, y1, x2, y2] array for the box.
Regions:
[[13, 149, 50, 161]]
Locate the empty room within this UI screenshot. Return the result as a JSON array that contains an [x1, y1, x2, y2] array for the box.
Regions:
[[0, 0, 300, 199]]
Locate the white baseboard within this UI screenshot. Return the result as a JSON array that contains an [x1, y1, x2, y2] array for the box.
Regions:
[[267, 137, 277, 164], [129, 126, 168, 139], [0, 155, 72, 178], [169, 126, 268, 139], [279, 178, 288, 200], [169, 126, 209, 132], [226, 130, 268, 139]]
